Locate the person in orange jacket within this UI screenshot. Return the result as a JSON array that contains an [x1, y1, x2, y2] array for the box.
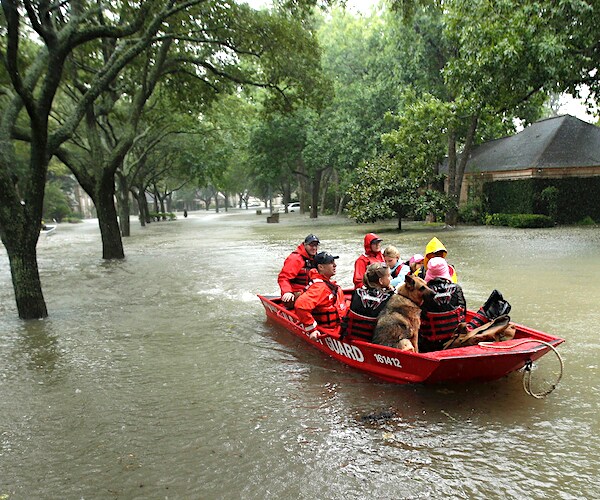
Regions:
[[352, 233, 384, 289], [295, 252, 347, 340], [277, 234, 320, 307]]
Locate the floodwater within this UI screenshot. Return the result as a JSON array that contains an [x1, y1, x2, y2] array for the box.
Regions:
[[0, 211, 599, 499]]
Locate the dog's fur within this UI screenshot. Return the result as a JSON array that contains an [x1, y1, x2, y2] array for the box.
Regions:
[[372, 274, 435, 352]]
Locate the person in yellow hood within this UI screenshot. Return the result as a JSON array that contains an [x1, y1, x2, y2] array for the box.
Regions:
[[417, 237, 458, 283]]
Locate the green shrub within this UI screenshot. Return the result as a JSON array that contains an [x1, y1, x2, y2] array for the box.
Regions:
[[63, 216, 83, 223], [148, 211, 176, 221], [484, 213, 554, 228], [458, 200, 484, 224], [576, 216, 596, 226]]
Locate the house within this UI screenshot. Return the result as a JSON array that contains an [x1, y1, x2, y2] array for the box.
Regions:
[[459, 114, 600, 203]]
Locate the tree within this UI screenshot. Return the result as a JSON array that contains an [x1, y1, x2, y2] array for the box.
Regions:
[[1, 0, 201, 318], [347, 95, 453, 229], [0, 0, 330, 319]]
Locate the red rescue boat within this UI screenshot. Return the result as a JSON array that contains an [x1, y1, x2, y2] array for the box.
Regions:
[[258, 291, 564, 385]]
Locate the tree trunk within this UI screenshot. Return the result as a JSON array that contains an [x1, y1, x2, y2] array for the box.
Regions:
[[445, 128, 459, 226], [3, 232, 48, 319], [0, 135, 49, 319], [134, 187, 150, 226], [397, 212, 403, 231], [116, 172, 131, 237], [96, 174, 124, 259], [319, 170, 330, 216], [310, 169, 322, 219], [445, 114, 479, 227]]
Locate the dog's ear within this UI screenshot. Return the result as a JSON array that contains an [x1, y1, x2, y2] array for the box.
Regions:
[[404, 274, 415, 289]]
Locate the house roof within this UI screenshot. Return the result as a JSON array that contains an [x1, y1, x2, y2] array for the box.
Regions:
[[464, 115, 600, 173]]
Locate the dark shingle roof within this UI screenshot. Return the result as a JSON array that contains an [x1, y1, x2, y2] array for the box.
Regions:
[[465, 115, 600, 172]]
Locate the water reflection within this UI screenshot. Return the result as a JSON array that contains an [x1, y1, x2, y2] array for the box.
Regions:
[[14, 321, 62, 378]]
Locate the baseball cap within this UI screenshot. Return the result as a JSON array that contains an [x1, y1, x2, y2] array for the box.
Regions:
[[314, 252, 339, 266], [304, 234, 320, 245]]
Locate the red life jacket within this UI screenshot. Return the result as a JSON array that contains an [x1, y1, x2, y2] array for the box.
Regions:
[[289, 252, 316, 289], [343, 309, 378, 341], [310, 279, 344, 330], [419, 307, 466, 342]]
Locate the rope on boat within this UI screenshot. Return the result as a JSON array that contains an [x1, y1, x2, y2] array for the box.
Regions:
[[478, 339, 564, 398]]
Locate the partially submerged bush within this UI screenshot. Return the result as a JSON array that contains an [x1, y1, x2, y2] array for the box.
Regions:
[[484, 213, 554, 228], [576, 216, 596, 226]]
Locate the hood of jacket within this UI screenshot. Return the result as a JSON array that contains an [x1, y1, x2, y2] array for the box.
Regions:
[[363, 233, 382, 257], [424, 237, 447, 267]]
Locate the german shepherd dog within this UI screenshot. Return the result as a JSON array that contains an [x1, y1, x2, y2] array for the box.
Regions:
[[372, 274, 435, 352]]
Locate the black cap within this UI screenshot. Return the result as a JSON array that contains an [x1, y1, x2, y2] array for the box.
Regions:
[[314, 252, 339, 266], [304, 234, 320, 244], [372, 238, 383, 244]]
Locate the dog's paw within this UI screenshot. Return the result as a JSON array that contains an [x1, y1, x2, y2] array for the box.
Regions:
[[397, 339, 415, 352]]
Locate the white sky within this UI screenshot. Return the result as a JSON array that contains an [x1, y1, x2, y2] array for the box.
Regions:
[[557, 91, 597, 124]]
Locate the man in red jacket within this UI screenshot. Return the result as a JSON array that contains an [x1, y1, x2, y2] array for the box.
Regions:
[[278, 234, 320, 307], [295, 252, 347, 340]]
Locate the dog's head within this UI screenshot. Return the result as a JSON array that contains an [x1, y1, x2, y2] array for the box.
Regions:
[[398, 274, 435, 305]]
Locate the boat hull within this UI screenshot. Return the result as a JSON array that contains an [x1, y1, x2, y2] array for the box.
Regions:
[[258, 293, 564, 385]]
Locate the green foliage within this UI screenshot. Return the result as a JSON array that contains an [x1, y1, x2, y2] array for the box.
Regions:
[[484, 213, 554, 228], [576, 216, 596, 226], [43, 182, 72, 222], [540, 185, 559, 221], [62, 215, 83, 223], [148, 212, 176, 221], [347, 154, 451, 223], [458, 199, 485, 225], [484, 178, 600, 224]]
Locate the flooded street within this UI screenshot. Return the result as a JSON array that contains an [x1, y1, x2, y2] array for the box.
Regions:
[[1, 211, 599, 499]]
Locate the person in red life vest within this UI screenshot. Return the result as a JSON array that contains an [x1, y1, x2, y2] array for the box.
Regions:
[[295, 252, 347, 340], [353, 233, 384, 289], [342, 262, 394, 342], [419, 257, 466, 353], [278, 234, 320, 308]]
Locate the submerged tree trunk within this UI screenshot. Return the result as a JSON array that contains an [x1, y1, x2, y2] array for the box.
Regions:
[[0, 130, 49, 319], [96, 174, 124, 259], [2, 229, 48, 319], [116, 172, 131, 237]]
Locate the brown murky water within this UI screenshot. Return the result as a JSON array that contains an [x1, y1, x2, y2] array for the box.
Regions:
[[1, 211, 598, 498]]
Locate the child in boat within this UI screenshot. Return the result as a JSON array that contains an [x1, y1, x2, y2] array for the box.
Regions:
[[419, 257, 466, 352], [408, 253, 424, 275], [341, 262, 395, 342], [383, 246, 410, 287], [417, 237, 458, 283], [353, 233, 384, 289]]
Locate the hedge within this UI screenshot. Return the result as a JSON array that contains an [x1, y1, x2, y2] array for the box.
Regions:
[[482, 177, 600, 224], [484, 213, 554, 228]]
